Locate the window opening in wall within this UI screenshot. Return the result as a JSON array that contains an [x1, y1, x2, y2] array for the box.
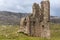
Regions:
[[24, 22, 27, 26], [42, 25, 44, 29], [33, 21, 35, 26]]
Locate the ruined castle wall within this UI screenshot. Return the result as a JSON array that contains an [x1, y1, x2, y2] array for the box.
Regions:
[[20, 17, 26, 32], [41, 0, 50, 38], [29, 3, 42, 37], [41, 1, 50, 22], [19, 0, 50, 38]]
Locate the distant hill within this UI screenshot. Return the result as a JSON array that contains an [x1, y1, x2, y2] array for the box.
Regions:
[[0, 11, 60, 25], [0, 11, 29, 25], [50, 16, 60, 23]]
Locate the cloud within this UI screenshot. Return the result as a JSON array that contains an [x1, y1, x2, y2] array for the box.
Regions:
[[0, 0, 60, 16], [50, 0, 60, 16]]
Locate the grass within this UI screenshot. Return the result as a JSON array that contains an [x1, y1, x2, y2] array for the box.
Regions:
[[0, 23, 60, 40], [50, 23, 60, 40]]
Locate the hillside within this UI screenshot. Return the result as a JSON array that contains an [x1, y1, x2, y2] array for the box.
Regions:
[[0, 11, 29, 25], [0, 11, 60, 25], [50, 16, 60, 23]]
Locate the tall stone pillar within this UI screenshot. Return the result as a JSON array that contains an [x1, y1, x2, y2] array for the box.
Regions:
[[29, 3, 41, 37], [41, 0, 50, 38], [32, 3, 40, 17], [41, 0, 50, 21]]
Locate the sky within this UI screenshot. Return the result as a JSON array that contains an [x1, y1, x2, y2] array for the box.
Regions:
[[0, 0, 60, 16]]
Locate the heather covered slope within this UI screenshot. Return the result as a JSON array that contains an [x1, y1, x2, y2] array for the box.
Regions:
[[0, 11, 29, 25], [50, 16, 60, 23], [0, 11, 60, 25]]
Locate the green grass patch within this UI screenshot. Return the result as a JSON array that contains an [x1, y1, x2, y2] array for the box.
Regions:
[[0, 23, 60, 40]]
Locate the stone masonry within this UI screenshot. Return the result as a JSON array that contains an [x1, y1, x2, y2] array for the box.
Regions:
[[20, 0, 50, 38]]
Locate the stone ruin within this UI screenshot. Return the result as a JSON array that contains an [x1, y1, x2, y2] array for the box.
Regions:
[[19, 0, 50, 38]]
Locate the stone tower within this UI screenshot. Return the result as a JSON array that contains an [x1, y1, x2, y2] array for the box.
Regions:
[[41, 0, 50, 21], [29, 3, 42, 37], [41, 0, 50, 38], [19, 0, 50, 38]]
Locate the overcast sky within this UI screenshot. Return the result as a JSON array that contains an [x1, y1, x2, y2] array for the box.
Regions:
[[0, 0, 60, 16]]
